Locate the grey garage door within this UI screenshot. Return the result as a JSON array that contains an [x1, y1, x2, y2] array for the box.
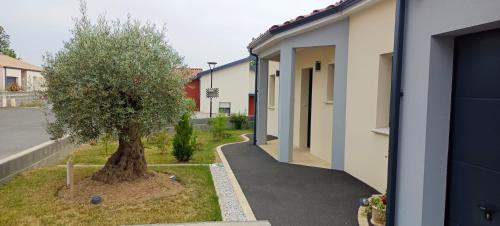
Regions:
[[446, 28, 500, 225]]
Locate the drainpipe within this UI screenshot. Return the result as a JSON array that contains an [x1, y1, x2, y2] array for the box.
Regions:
[[249, 48, 258, 145], [386, 0, 406, 225]]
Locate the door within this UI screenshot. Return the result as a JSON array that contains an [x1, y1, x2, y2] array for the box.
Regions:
[[248, 95, 255, 116], [306, 69, 313, 148], [446, 28, 500, 225]]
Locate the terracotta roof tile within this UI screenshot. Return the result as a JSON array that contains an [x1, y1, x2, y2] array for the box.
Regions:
[[248, 0, 360, 49]]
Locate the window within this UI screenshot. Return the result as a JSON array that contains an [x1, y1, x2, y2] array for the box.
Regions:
[[326, 64, 335, 102], [268, 75, 276, 107], [375, 53, 393, 131], [5, 76, 17, 88], [219, 102, 231, 115]]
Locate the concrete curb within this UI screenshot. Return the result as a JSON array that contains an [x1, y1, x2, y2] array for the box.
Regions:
[[0, 136, 76, 183], [215, 134, 257, 221], [56, 164, 211, 167]]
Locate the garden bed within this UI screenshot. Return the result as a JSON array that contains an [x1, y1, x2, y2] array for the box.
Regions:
[[0, 129, 252, 225], [0, 166, 220, 225]]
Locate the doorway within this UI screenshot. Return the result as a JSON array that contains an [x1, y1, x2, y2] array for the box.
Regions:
[[446, 28, 500, 225], [298, 68, 313, 149]]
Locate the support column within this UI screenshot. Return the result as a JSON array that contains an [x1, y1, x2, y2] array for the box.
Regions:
[[331, 44, 348, 170], [255, 59, 269, 145], [278, 47, 295, 162]]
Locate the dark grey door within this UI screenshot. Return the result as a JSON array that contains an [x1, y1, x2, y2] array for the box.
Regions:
[[446, 28, 500, 225]]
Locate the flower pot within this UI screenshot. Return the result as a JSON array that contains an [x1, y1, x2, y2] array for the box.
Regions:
[[370, 206, 386, 225]]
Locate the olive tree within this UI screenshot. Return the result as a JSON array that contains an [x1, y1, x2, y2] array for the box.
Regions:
[[44, 6, 185, 183]]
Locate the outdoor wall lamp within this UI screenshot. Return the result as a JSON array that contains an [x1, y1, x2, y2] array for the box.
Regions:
[[315, 61, 321, 71]]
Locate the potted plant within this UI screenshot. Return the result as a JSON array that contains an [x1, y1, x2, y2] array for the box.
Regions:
[[369, 194, 387, 225], [7, 82, 22, 91]]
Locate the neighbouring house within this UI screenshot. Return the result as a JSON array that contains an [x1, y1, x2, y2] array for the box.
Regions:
[[196, 57, 257, 116], [249, 0, 395, 193], [183, 68, 202, 111], [388, 0, 500, 225], [0, 54, 44, 92]]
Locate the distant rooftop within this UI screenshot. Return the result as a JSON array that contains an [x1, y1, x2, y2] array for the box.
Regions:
[[196, 56, 255, 79], [0, 54, 42, 72]]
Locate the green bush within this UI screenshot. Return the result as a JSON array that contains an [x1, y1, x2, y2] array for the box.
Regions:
[[209, 114, 228, 140], [229, 113, 248, 130], [147, 130, 171, 154], [172, 113, 195, 162]]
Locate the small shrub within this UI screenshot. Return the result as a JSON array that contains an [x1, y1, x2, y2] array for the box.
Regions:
[[99, 133, 114, 155], [147, 130, 171, 154], [229, 113, 248, 130], [191, 130, 203, 152], [209, 114, 228, 140], [172, 113, 195, 162]]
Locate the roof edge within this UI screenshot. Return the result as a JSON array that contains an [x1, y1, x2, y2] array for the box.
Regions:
[[247, 0, 363, 50], [195, 56, 255, 79]]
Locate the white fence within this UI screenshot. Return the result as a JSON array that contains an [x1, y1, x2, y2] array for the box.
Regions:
[[1, 91, 45, 107]]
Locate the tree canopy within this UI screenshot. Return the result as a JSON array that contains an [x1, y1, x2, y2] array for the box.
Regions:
[[43, 4, 187, 183], [44, 8, 186, 143], [0, 25, 17, 58]]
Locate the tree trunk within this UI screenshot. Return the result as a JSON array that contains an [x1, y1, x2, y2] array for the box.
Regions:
[[92, 123, 149, 183]]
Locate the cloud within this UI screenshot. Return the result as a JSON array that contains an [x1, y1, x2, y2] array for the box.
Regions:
[[1, 0, 338, 69]]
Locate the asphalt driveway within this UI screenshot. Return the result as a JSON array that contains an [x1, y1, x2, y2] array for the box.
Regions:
[[0, 108, 52, 160], [222, 135, 377, 226]]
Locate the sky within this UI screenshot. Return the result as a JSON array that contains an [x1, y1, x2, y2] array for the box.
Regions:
[[1, 0, 338, 70]]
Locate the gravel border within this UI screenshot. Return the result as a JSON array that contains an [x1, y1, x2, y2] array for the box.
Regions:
[[210, 163, 247, 221]]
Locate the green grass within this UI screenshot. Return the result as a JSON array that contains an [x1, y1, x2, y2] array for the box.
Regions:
[[64, 129, 252, 165], [0, 165, 221, 225], [0, 128, 252, 225], [19, 100, 45, 108]]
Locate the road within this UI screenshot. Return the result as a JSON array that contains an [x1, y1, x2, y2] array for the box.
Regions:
[[0, 108, 52, 160]]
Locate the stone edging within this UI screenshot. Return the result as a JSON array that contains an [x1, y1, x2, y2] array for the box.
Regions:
[[215, 134, 257, 221]]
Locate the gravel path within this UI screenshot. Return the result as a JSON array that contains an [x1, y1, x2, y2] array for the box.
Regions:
[[209, 163, 247, 221]]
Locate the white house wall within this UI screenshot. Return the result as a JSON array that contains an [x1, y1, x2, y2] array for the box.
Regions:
[[26, 71, 44, 91], [199, 62, 251, 115], [397, 0, 500, 225]]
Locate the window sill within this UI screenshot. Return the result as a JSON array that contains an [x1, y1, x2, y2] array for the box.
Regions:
[[372, 127, 390, 136], [324, 100, 333, 105]]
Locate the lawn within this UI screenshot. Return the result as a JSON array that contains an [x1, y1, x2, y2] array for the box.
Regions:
[[0, 165, 221, 225], [0, 128, 253, 225], [64, 129, 252, 165]]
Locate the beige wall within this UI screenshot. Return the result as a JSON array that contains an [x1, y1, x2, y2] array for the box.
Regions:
[[344, 0, 396, 192], [292, 46, 335, 163], [267, 61, 280, 137]]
